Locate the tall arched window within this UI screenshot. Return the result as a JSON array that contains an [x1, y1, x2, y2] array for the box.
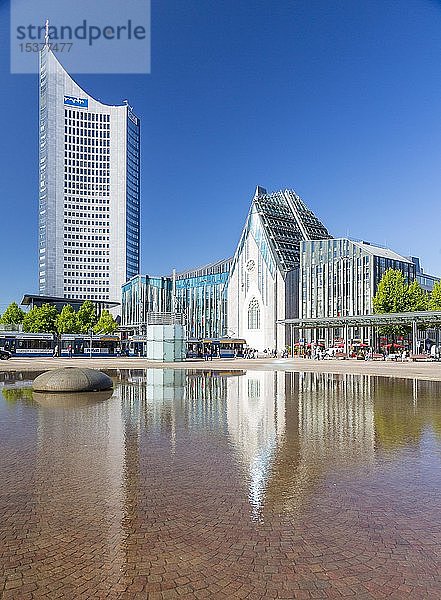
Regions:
[[248, 298, 260, 329]]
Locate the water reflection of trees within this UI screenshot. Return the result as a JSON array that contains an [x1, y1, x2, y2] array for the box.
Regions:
[[372, 378, 441, 449], [1, 387, 34, 405]]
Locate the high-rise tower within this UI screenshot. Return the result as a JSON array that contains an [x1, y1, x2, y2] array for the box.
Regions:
[[38, 45, 140, 307]]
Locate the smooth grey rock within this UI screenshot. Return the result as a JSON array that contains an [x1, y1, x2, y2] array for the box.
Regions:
[[32, 367, 113, 392]]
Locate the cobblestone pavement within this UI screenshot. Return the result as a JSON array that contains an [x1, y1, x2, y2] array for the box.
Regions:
[[1, 372, 441, 599]]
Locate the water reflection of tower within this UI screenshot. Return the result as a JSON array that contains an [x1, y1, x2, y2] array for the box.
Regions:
[[116, 369, 189, 582], [226, 371, 286, 519], [116, 369, 234, 579], [32, 392, 126, 592]]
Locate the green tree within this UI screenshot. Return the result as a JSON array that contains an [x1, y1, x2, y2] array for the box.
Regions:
[[76, 300, 97, 333], [373, 269, 408, 315], [22, 304, 58, 333], [429, 281, 441, 311], [373, 269, 424, 338], [93, 310, 118, 334], [405, 280, 428, 312], [0, 302, 25, 326], [55, 304, 78, 334]]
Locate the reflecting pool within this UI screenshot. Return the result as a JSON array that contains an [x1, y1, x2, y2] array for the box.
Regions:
[[1, 369, 441, 598]]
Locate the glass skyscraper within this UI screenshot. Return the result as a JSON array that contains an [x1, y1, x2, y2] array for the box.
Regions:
[[38, 45, 140, 306]]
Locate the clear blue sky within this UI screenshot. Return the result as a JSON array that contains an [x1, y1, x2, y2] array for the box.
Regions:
[[1, 0, 441, 310]]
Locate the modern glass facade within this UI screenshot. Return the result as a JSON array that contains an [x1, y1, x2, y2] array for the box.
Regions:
[[409, 257, 440, 292], [121, 259, 232, 339], [39, 45, 140, 307], [175, 259, 232, 339], [299, 239, 416, 342], [121, 275, 172, 329]]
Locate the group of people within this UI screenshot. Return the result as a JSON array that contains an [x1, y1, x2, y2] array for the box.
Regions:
[[203, 345, 217, 361], [52, 343, 73, 358]]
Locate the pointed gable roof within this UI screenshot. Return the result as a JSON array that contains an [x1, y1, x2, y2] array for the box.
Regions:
[[231, 186, 331, 277]]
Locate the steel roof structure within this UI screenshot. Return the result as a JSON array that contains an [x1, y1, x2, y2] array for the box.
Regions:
[[279, 311, 441, 329], [21, 294, 119, 310], [230, 187, 331, 277]]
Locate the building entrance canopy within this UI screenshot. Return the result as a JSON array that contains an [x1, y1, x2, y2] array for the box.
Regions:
[[279, 311, 441, 329], [279, 311, 441, 355]]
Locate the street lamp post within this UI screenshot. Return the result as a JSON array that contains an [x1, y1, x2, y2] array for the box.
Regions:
[[89, 327, 93, 359]]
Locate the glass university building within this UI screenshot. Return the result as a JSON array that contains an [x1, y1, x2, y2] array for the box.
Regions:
[[121, 259, 231, 340], [300, 239, 415, 321], [299, 238, 416, 345], [175, 259, 231, 339], [39, 46, 140, 305]]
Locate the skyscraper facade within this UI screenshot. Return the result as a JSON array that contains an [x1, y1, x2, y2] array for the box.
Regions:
[[38, 46, 140, 306]]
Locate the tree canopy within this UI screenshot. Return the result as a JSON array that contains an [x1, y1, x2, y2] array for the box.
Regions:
[[2, 299, 120, 336], [405, 279, 428, 312], [429, 281, 441, 311], [93, 310, 118, 334], [0, 302, 25, 325], [22, 304, 58, 333], [55, 304, 79, 334], [373, 269, 409, 315], [373, 269, 428, 336], [76, 300, 97, 333]]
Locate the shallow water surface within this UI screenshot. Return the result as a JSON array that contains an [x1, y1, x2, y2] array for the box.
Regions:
[[1, 369, 441, 598]]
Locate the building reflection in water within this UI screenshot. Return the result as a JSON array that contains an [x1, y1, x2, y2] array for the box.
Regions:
[[226, 371, 286, 520], [224, 371, 377, 516], [265, 372, 376, 513], [297, 372, 374, 461], [117, 369, 233, 439], [2, 370, 441, 551]]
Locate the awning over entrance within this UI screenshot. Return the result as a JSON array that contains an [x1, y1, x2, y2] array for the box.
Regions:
[[278, 311, 441, 329]]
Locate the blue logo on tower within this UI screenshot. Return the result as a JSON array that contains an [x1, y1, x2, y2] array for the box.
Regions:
[[64, 95, 88, 108]]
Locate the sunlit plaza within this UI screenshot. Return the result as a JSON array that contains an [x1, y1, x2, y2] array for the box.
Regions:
[[2, 366, 441, 598], [3, 2, 441, 599]]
